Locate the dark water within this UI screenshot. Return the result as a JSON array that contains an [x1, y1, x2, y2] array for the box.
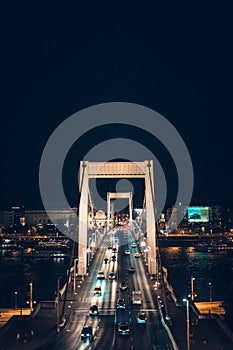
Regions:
[[160, 246, 233, 303], [0, 256, 69, 308], [0, 245, 233, 308]]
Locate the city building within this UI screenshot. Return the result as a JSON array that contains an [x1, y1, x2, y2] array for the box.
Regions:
[[226, 207, 233, 231], [0, 210, 14, 227], [94, 210, 107, 228], [165, 204, 229, 234], [25, 208, 77, 230], [0, 206, 25, 227]]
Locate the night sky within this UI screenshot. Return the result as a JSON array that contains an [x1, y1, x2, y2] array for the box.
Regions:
[[1, 2, 233, 210]]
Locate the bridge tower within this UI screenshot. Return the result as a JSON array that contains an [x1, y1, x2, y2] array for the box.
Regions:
[[77, 161, 157, 276], [106, 192, 133, 231]]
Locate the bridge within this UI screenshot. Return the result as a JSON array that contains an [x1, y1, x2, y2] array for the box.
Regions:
[[44, 160, 177, 349], [41, 229, 177, 350]]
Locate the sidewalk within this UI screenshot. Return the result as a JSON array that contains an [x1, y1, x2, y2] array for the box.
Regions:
[[0, 309, 31, 328], [0, 269, 89, 349], [166, 297, 233, 350], [0, 284, 79, 350], [0, 307, 58, 350]]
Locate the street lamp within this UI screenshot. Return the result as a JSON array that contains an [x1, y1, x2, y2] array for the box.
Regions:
[[57, 277, 60, 333], [29, 282, 33, 311], [26, 282, 36, 312], [209, 282, 212, 302], [87, 247, 91, 268], [190, 276, 196, 301], [14, 291, 18, 310], [73, 258, 78, 294], [183, 298, 190, 350], [144, 248, 148, 264]]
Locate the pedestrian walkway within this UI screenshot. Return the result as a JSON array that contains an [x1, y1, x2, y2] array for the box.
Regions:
[[166, 297, 233, 350], [194, 301, 225, 315], [0, 274, 86, 349], [0, 309, 31, 328], [0, 308, 58, 350]]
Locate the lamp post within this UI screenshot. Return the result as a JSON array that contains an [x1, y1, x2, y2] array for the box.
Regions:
[[209, 282, 212, 302], [29, 282, 33, 312], [73, 258, 78, 294], [26, 282, 36, 312], [14, 291, 18, 310], [57, 277, 60, 333], [191, 276, 196, 301], [183, 298, 190, 350], [87, 247, 91, 269]]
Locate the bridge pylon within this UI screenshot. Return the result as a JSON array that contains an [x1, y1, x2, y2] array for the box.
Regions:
[[77, 161, 157, 276]]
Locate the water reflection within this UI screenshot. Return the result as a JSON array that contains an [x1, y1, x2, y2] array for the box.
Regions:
[[0, 256, 69, 307], [160, 247, 232, 302]]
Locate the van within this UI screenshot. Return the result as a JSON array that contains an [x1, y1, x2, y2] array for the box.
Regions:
[[132, 291, 142, 305]]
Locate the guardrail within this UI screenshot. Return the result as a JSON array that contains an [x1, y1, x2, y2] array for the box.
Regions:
[[158, 304, 179, 350]]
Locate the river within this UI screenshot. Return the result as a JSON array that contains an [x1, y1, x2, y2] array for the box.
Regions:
[[160, 245, 233, 302], [0, 244, 233, 311]]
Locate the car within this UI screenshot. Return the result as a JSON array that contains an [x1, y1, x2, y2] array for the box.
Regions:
[[116, 298, 126, 309], [81, 326, 93, 340], [137, 311, 147, 324], [124, 250, 130, 255], [131, 242, 137, 248], [112, 255, 117, 261], [97, 271, 105, 279], [89, 305, 98, 316], [118, 322, 130, 335], [103, 258, 109, 264], [134, 252, 141, 258], [119, 281, 128, 291], [94, 286, 101, 296], [132, 290, 142, 305], [109, 272, 116, 280], [128, 266, 136, 272], [112, 247, 117, 252], [107, 245, 112, 249]]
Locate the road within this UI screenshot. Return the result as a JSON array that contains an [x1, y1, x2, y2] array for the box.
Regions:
[[42, 228, 175, 350]]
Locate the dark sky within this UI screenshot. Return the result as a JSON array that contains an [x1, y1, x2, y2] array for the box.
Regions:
[[1, 2, 233, 210]]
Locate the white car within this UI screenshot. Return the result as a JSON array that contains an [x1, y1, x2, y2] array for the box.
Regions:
[[97, 271, 105, 279], [124, 250, 130, 255]]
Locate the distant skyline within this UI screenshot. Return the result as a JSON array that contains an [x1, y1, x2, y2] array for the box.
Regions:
[[1, 3, 233, 210]]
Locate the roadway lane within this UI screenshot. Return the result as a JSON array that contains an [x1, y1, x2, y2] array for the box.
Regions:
[[114, 230, 175, 350], [92, 315, 115, 350], [41, 229, 120, 350], [41, 228, 175, 349]]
